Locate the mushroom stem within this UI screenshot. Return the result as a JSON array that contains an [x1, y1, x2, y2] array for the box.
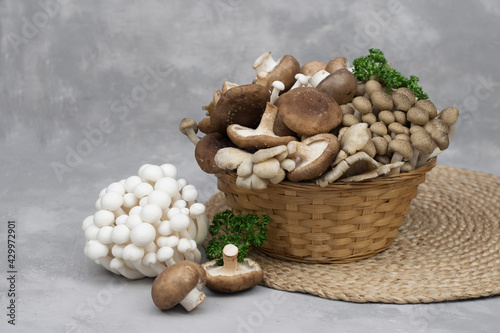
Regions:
[[308, 70, 330, 87], [219, 244, 241, 275], [179, 118, 201, 145], [270, 81, 285, 104], [179, 286, 206, 312], [290, 73, 310, 90], [253, 51, 277, 73]]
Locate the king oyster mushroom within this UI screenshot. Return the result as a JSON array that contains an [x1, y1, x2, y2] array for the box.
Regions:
[[275, 87, 342, 136], [210, 84, 271, 135]]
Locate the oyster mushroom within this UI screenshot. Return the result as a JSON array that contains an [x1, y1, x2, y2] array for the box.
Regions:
[[202, 244, 263, 293], [211, 84, 270, 135], [286, 133, 340, 182], [253, 51, 300, 92], [316, 151, 396, 187], [275, 87, 342, 136], [340, 122, 372, 155], [227, 102, 297, 149]]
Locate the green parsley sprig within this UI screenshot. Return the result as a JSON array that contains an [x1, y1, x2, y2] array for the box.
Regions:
[[205, 210, 270, 266], [352, 48, 429, 100]]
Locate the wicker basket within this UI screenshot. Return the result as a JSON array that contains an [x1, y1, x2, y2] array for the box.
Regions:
[[216, 158, 436, 264]]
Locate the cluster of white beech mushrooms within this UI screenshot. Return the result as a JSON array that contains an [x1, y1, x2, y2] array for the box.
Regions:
[[82, 163, 209, 280], [180, 51, 459, 189], [83, 164, 265, 311]]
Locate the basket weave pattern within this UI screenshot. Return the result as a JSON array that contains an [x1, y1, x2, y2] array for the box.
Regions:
[[216, 159, 436, 263]]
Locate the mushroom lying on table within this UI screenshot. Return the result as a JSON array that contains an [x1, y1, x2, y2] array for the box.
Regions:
[[202, 244, 263, 293], [151, 260, 207, 312]]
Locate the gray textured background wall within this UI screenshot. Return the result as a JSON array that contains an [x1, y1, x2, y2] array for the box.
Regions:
[[1, 1, 500, 332]]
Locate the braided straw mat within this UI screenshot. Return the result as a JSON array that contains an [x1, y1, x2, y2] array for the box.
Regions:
[[204, 165, 500, 304]]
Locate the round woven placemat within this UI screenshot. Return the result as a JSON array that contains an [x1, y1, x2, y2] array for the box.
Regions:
[[204, 165, 500, 304]]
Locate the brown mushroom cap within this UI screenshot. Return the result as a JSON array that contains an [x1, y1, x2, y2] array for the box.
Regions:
[[195, 132, 234, 174], [255, 55, 300, 92], [286, 133, 340, 182], [275, 87, 342, 136], [151, 261, 207, 311], [407, 106, 430, 126], [325, 57, 347, 73], [371, 90, 394, 111], [365, 79, 383, 96], [378, 110, 396, 125], [355, 82, 366, 97], [388, 139, 413, 161], [410, 128, 437, 155], [395, 87, 416, 105], [342, 113, 360, 127], [415, 100, 438, 119], [197, 116, 214, 134], [316, 68, 358, 105], [300, 60, 327, 76], [439, 107, 459, 126], [392, 93, 412, 112], [211, 84, 271, 135], [352, 96, 373, 115]]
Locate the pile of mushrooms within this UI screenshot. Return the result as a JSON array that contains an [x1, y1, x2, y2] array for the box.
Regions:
[[82, 163, 209, 279], [181, 51, 459, 189]]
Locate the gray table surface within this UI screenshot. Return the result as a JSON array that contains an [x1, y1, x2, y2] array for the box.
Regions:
[[1, 1, 500, 332]]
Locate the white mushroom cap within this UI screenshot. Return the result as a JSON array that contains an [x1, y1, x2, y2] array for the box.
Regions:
[[130, 223, 157, 246], [147, 190, 171, 209], [111, 224, 131, 244], [123, 192, 139, 208], [84, 224, 100, 240], [82, 215, 94, 231], [157, 221, 173, 236], [160, 163, 178, 178], [125, 215, 143, 229], [140, 204, 163, 223], [97, 226, 114, 245], [124, 176, 142, 193], [86, 240, 109, 260], [155, 177, 180, 197], [106, 182, 126, 196], [93, 210, 115, 227], [100, 191, 124, 211], [170, 213, 191, 232], [140, 165, 165, 183], [123, 244, 145, 261], [134, 182, 154, 199]]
